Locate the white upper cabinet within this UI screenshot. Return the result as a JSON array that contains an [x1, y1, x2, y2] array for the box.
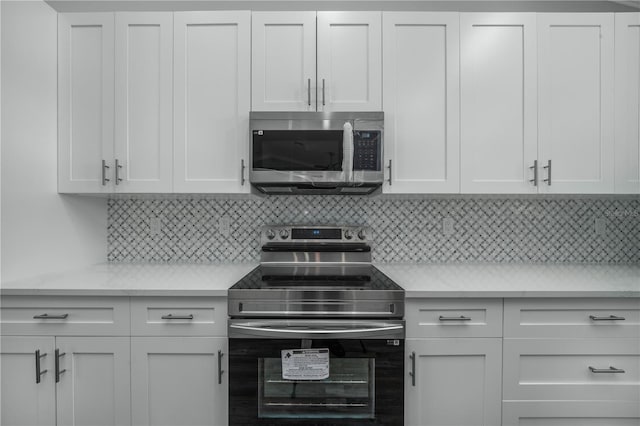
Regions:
[[382, 12, 460, 193], [615, 13, 640, 194], [460, 13, 538, 193], [538, 13, 615, 194], [251, 12, 316, 111], [58, 13, 114, 193], [317, 12, 382, 112], [173, 11, 251, 193], [251, 11, 381, 111], [115, 12, 173, 193]]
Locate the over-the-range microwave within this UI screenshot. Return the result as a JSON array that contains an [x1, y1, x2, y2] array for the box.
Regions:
[[249, 111, 384, 195]]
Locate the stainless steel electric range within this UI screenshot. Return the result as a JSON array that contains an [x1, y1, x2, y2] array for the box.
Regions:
[[227, 225, 405, 426]]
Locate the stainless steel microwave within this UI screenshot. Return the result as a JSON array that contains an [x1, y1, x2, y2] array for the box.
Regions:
[[249, 112, 384, 195]]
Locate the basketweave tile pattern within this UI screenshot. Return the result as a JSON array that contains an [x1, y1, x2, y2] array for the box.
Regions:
[[107, 197, 640, 263]]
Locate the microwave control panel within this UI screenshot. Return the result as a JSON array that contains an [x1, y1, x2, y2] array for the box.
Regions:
[[353, 131, 381, 171]]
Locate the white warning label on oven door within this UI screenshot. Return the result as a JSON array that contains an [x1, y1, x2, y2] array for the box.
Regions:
[[281, 348, 329, 380]]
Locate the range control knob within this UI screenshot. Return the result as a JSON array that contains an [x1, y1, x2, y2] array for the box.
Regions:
[[265, 229, 276, 240], [279, 229, 290, 240], [344, 229, 354, 240], [358, 229, 367, 240]]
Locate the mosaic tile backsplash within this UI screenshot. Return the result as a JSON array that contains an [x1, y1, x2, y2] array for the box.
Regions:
[[108, 196, 640, 263]]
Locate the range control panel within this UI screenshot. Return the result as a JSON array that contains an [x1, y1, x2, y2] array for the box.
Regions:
[[261, 225, 371, 244], [353, 131, 381, 171]]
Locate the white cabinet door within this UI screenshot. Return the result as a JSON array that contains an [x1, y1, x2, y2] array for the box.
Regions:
[[460, 13, 538, 193], [58, 13, 114, 193], [538, 13, 615, 194], [56, 337, 131, 426], [115, 12, 173, 193], [131, 337, 228, 426], [317, 12, 382, 112], [405, 338, 502, 426], [173, 12, 250, 193], [382, 12, 459, 193], [615, 13, 640, 194], [251, 12, 316, 111], [1, 337, 56, 426]]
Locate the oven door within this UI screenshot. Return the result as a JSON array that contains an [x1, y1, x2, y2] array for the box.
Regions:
[[228, 319, 404, 426]]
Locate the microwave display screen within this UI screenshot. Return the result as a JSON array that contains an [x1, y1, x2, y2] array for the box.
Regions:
[[253, 130, 344, 171]]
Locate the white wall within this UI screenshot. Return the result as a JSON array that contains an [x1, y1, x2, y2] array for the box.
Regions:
[[1, 0, 107, 283]]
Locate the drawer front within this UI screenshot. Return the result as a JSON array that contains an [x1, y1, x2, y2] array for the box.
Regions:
[[502, 401, 640, 426], [504, 298, 640, 338], [0, 296, 130, 336], [131, 297, 227, 336], [406, 298, 503, 338], [503, 338, 640, 402]]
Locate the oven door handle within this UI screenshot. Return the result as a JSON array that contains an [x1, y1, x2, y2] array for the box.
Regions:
[[228, 320, 405, 339]]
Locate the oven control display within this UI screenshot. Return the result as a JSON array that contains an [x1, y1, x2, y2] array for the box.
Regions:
[[291, 228, 342, 240]]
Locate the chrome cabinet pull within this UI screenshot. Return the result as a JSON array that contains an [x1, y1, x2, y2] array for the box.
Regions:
[[529, 160, 538, 186], [409, 351, 416, 386], [115, 159, 123, 185], [322, 78, 326, 107], [33, 313, 69, 320], [35, 350, 47, 384], [589, 366, 625, 374], [543, 160, 551, 186], [55, 349, 66, 383], [590, 315, 626, 321], [307, 78, 311, 107], [240, 159, 246, 186], [387, 160, 392, 186], [161, 314, 194, 320], [439, 315, 472, 321], [101, 160, 110, 185], [217, 350, 224, 385]]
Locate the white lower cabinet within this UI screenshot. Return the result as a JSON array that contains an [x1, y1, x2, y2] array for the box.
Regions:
[[131, 337, 228, 426]]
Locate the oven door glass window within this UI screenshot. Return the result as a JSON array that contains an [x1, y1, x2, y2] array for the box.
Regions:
[[258, 357, 375, 419]]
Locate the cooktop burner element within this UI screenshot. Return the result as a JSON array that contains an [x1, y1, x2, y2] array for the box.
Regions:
[[228, 225, 404, 319]]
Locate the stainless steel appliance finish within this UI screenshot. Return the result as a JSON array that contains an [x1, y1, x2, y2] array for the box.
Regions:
[[249, 112, 384, 195], [228, 225, 405, 425]]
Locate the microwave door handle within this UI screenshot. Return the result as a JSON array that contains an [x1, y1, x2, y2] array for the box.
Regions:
[[343, 122, 354, 183]]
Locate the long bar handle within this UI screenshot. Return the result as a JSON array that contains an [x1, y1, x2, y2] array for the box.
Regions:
[[101, 160, 110, 186], [33, 313, 69, 320], [115, 159, 123, 185], [589, 366, 625, 374], [55, 349, 66, 383], [322, 78, 326, 107], [529, 160, 538, 186], [590, 315, 626, 321], [161, 314, 194, 320], [35, 350, 47, 384], [240, 159, 246, 186], [387, 160, 392, 186], [307, 78, 311, 107], [217, 350, 224, 385], [229, 322, 403, 338], [543, 160, 551, 186], [439, 315, 472, 321], [409, 351, 416, 387]]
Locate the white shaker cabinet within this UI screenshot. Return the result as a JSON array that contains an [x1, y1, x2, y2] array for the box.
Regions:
[[58, 13, 114, 193], [537, 14, 615, 194], [382, 12, 460, 193], [460, 13, 538, 193], [251, 11, 381, 112], [173, 11, 251, 193], [615, 13, 640, 194]]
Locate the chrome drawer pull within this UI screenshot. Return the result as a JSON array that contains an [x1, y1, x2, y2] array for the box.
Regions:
[[161, 314, 194, 320], [589, 315, 626, 321], [33, 313, 69, 320], [589, 366, 625, 374], [439, 315, 472, 321]]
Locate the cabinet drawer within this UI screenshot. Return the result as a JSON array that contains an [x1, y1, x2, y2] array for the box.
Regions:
[[405, 298, 502, 338], [131, 297, 226, 336], [0, 296, 130, 336], [504, 298, 640, 338], [502, 401, 640, 426], [503, 338, 640, 402]]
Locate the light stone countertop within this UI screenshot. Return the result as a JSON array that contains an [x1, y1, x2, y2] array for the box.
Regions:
[[1, 262, 638, 298]]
